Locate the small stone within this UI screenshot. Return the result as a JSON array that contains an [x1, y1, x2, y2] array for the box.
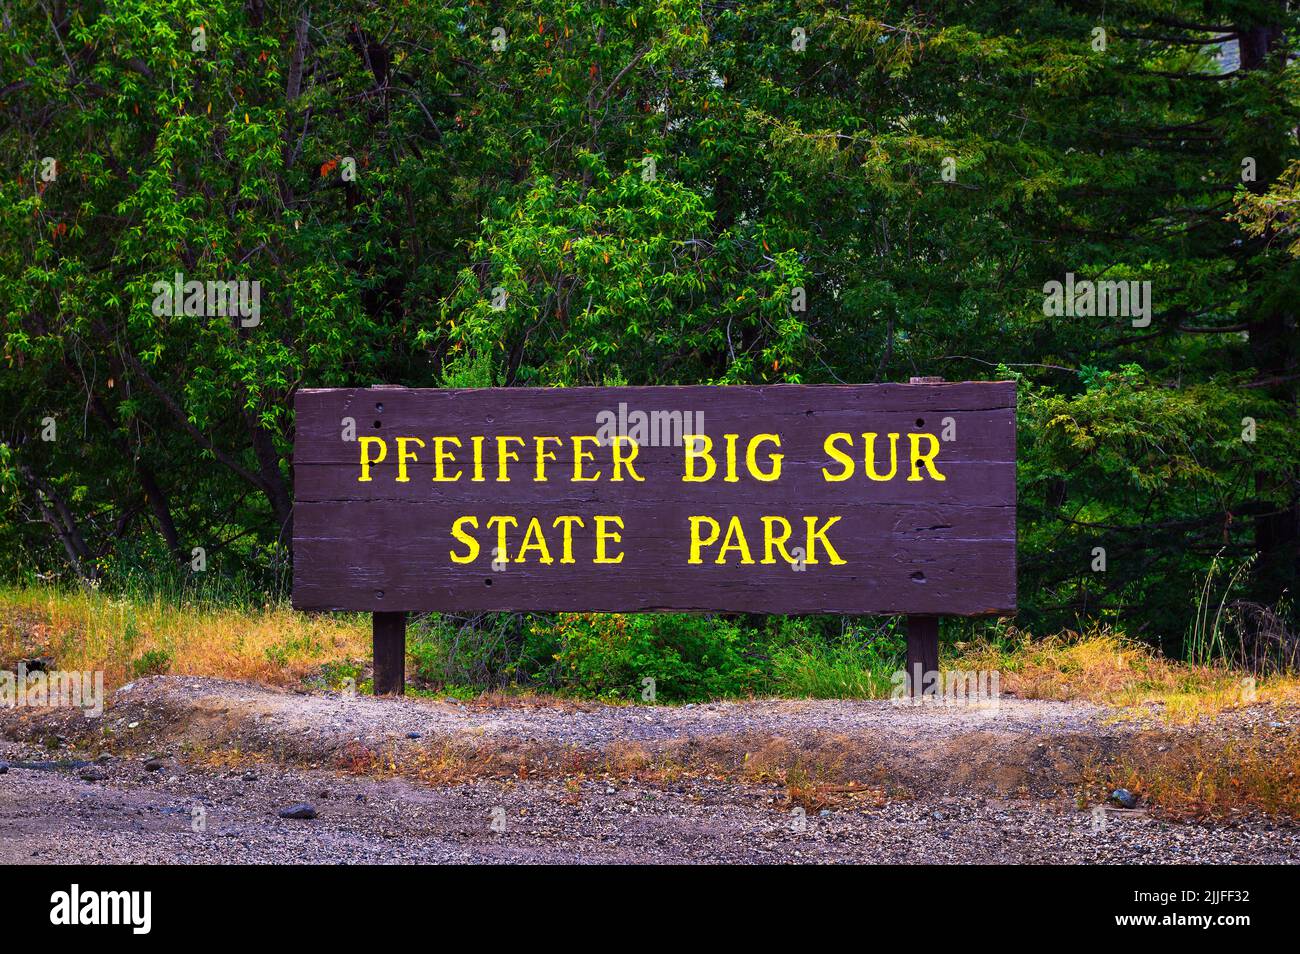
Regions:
[[0, 761, 8, 774], [406, 732, 422, 739], [278, 803, 318, 820], [78, 767, 107, 782], [1111, 788, 1139, 809], [242, 772, 258, 782]]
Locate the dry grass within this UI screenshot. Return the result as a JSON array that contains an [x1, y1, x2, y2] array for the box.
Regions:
[[0, 586, 370, 692], [6, 587, 1296, 727], [319, 731, 897, 815], [1083, 731, 1300, 821], [950, 625, 1300, 723]]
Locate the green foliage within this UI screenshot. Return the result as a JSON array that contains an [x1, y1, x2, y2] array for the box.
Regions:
[[313, 659, 363, 693], [528, 612, 766, 701], [2, 0, 1297, 653], [768, 618, 906, 698], [131, 647, 172, 678], [400, 611, 909, 701]]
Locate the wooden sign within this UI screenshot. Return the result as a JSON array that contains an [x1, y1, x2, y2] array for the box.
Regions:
[[293, 383, 1016, 617]]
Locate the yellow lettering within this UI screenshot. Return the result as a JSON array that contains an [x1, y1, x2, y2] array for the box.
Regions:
[[610, 436, 645, 482], [394, 437, 423, 482], [495, 436, 525, 482], [687, 516, 721, 563], [723, 434, 740, 482], [432, 436, 461, 481], [471, 436, 485, 481], [864, 432, 899, 481], [908, 433, 946, 481], [572, 436, 602, 481], [449, 516, 479, 563], [683, 435, 716, 482], [716, 516, 755, 564], [551, 516, 584, 564], [486, 515, 518, 557], [358, 436, 387, 482], [594, 515, 624, 563], [761, 516, 798, 564], [822, 432, 854, 481], [747, 434, 783, 482], [804, 516, 846, 565], [516, 517, 554, 563], [534, 436, 561, 482]]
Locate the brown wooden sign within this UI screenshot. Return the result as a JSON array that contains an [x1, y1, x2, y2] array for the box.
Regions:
[[293, 383, 1016, 617]]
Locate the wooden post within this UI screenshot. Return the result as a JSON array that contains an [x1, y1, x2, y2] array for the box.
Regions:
[[372, 611, 407, 695], [906, 615, 940, 700], [906, 375, 945, 700]]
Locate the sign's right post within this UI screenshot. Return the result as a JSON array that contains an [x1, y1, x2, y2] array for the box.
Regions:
[[906, 376, 948, 700], [906, 615, 940, 701]]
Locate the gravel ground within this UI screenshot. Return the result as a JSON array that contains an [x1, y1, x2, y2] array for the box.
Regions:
[[3, 743, 1297, 864], [1, 677, 1296, 864]]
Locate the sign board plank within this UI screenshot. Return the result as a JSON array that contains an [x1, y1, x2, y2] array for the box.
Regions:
[[292, 383, 1016, 615]]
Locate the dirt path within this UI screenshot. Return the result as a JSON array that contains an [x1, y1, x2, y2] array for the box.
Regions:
[[1, 677, 1297, 864]]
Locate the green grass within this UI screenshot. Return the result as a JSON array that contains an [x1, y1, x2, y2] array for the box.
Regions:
[[769, 638, 901, 698], [5, 584, 1294, 712]]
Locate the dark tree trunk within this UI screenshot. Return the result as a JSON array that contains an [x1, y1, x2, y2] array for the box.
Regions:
[[1236, 11, 1298, 603]]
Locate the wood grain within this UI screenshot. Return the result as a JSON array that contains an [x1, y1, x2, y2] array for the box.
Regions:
[[292, 383, 1016, 615]]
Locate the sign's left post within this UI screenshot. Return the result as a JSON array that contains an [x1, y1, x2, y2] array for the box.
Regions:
[[373, 611, 407, 695]]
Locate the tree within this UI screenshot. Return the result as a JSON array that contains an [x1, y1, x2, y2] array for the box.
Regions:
[[2, 0, 1295, 645]]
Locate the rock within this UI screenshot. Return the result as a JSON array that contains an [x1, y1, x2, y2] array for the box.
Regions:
[[144, 758, 164, 772], [78, 767, 107, 782], [0, 761, 8, 774], [278, 803, 318, 820], [242, 772, 258, 782], [406, 732, 422, 739], [1111, 788, 1139, 809]]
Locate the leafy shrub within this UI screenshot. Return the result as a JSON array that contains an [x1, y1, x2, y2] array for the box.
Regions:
[[131, 648, 172, 678], [765, 617, 904, 699], [529, 612, 766, 702], [407, 613, 545, 691]]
